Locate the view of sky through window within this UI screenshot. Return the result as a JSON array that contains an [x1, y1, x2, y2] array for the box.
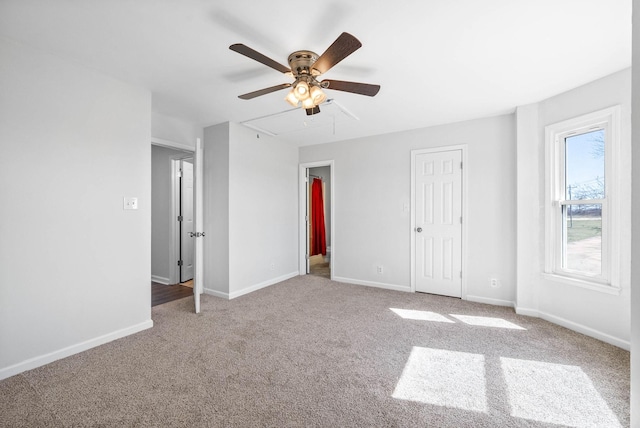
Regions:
[[565, 129, 605, 201]]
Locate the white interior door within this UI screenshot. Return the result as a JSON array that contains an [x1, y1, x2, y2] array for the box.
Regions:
[[180, 159, 194, 282], [414, 149, 462, 297], [193, 138, 204, 313]]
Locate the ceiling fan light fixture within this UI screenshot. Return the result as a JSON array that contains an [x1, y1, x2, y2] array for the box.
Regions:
[[301, 97, 315, 109], [310, 85, 327, 105], [230, 32, 380, 115], [285, 90, 299, 107], [294, 80, 310, 100]]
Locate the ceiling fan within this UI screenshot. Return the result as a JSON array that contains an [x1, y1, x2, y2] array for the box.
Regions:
[[229, 32, 380, 116]]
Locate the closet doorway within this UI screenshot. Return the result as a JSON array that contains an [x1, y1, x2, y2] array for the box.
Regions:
[[299, 161, 334, 279]]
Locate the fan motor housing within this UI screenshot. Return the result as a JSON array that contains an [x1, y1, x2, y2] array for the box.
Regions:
[[288, 50, 320, 76]]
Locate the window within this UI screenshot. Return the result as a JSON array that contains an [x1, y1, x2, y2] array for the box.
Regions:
[[545, 106, 620, 289]]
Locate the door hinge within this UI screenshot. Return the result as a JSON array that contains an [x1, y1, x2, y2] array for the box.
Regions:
[[460, 271, 463, 279], [460, 161, 463, 169], [460, 216, 462, 224], [178, 260, 183, 266], [178, 215, 183, 222]]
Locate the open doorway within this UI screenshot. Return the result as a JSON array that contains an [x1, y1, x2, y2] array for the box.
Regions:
[[151, 145, 195, 292], [308, 166, 331, 278], [299, 161, 334, 279], [151, 138, 204, 313]]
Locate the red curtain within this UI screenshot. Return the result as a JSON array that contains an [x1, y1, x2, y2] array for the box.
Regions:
[[310, 178, 326, 256]]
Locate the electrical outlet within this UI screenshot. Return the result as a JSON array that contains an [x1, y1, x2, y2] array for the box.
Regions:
[[123, 197, 138, 210], [270, 262, 275, 271], [490, 278, 500, 288], [377, 265, 384, 274]]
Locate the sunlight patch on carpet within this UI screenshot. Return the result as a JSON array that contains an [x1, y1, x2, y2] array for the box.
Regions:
[[500, 357, 621, 427], [449, 314, 526, 330], [392, 347, 487, 412], [390, 308, 454, 323]]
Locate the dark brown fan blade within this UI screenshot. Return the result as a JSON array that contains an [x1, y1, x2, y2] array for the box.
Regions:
[[229, 44, 291, 74], [238, 83, 291, 100], [321, 79, 380, 96], [313, 32, 362, 75], [305, 106, 321, 116]]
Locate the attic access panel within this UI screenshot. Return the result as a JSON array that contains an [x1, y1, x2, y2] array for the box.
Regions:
[[241, 100, 358, 137]]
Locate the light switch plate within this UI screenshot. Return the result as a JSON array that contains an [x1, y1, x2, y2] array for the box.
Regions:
[[123, 197, 138, 210]]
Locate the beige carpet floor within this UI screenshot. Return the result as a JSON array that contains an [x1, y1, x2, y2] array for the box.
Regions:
[[0, 275, 630, 427]]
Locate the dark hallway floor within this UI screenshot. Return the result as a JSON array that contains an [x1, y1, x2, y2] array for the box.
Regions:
[[151, 281, 193, 306]]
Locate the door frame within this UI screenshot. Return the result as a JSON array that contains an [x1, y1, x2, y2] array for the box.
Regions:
[[299, 160, 335, 278], [410, 145, 468, 298]]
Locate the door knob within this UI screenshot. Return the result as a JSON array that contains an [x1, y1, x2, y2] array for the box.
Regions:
[[416, 227, 423, 233]]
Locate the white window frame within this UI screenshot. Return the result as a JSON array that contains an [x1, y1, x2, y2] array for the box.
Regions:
[[544, 106, 621, 293]]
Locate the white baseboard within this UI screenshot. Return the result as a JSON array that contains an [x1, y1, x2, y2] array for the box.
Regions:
[[466, 295, 515, 308], [203, 288, 228, 299], [514, 307, 629, 350], [514, 306, 539, 317], [204, 271, 299, 300], [540, 310, 629, 350], [229, 271, 298, 299], [0, 319, 153, 381], [151, 275, 170, 285], [332, 276, 411, 293]]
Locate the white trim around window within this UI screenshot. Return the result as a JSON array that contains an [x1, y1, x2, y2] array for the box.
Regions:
[[544, 106, 621, 292]]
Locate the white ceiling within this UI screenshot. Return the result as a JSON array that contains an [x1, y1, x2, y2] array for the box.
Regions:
[[0, 0, 631, 146]]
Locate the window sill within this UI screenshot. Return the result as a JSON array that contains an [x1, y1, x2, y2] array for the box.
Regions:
[[542, 273, 621, 295]]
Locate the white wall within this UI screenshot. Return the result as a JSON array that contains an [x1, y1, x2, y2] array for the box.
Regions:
[[630, 0, 639, 422], [203, 123, 299, 299], [516, 69, 632, 349], [0, 37, 152, 378], [203, 123, 230, 295], [228, 123, 299, 295], [299, 114, 517, 305], [515, 104, 541, 313], [151, 112, 202, 148]]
